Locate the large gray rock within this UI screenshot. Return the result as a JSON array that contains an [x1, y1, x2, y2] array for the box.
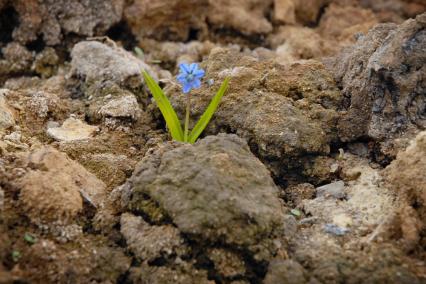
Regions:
[[329, 13, 426, 143], [70, 41, 153, 90], [124, 134, 287, 262]]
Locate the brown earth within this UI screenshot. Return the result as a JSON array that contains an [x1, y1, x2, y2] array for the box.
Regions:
[[0, 1, 425, 283]]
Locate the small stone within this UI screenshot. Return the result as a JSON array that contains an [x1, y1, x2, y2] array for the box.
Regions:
[[316, 181, 346, 199], [4, 132, 21, 143], [47, 118, 98, 142], [0, 91, 15, 130], [98, 95, 141, 120], [323, 224, 350, 236]]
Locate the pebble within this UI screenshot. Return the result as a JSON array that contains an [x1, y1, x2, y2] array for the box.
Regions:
[[316, 181, 346, 199], [47, 117, 98, 142], [324, 224, 350, 236]]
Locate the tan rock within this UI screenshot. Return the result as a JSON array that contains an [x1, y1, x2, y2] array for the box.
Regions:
[[19, 147, 106, 224], [47, 117, 98, 141], [274, 0, 297, 24]]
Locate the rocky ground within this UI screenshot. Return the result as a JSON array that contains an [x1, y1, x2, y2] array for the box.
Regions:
[[0, 0, 425, 283]]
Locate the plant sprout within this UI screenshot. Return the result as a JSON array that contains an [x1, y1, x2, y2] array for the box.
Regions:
[[142, 63, 230, 144]]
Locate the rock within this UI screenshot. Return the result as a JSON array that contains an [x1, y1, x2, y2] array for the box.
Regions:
[[77, 153, 135, 188], [316, 181, 346, 199], [129, 261, 211, 284], [0, 91, 15, 129], [295, 0, 329, 25], [125, 134, 287, 262], [383, 131, 426, 249], [268, 26, 325, 61], [284, 183, 316, 207], [167, 48, 342, 179], [124, 0, 208, 41], [323, 224, 350, 236], [207, 248, 246, 278], [120, 213, 187, 262], [0, 43, 33, 81], [274, 0, 297, 24], [318, 3, 378, 42], [264, 259, 308, 284], [328, 13, 426, 143], [32, 48, 59, 78], [47, 117, 98, 142], [18, 147, 106, 224], [98, 95, 141, 120], [5, 0, 124, 46], [207, 0, 273, 35], [140, 39, 216, 66], [69, 41, 154, 90], [27, 91, 61, 119]]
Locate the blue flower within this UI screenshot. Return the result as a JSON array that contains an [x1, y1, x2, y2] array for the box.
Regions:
[[177, 63, 205, 94]]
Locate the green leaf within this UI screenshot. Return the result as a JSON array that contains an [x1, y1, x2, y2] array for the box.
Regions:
[[188, 77, 230, 144], [142, 71, 184, 142], [24, 233, 37, 244], [290, 209, 302, 217]]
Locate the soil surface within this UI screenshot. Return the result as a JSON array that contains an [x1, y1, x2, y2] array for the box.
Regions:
[[0, 0, 425, 283]]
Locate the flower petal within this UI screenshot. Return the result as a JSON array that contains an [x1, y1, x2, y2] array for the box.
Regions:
[[182, 83, 192, 94], [189, 63, 198, 73], [179, 63, 190, 74], [192, 79, 201, 89], [193, 69, 205, 79], [177, 73, 187, 84]]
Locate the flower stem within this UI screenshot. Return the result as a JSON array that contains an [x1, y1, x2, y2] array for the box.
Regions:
[[184, 92, 191, 142]]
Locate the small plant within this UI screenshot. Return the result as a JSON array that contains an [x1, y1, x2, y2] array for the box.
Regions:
[[142, 63, 230, 144]]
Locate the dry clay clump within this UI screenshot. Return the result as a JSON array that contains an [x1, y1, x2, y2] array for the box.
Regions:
[[19, 146, 106, 224]]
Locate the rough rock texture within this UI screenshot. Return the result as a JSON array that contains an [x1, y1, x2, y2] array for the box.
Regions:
[[120, 213, 187, 262], [128, 262, 211, 284], [287, 153, 424, 283], [18, 147, 106, 224], [208, 0, 273, 35], [0, 0, 124, 46], [124, 0, 208, 41], [329, 13, 425, 143], [0, 43, 33, 82], [69, 41, 153, 90], [274, 0, 297, 24], [264, 259, 308, 284], [167, 47, 342, 180], [125, 134, 287, 262], [384, 131, 426, 251], [0, 90, 15, 129]]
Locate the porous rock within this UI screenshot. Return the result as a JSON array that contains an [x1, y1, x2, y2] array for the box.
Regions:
[[18, 147, 106, 224], [167, 48, 342, 179], [384, 131, 426, 249], [120, 213, 187, 262], [124, 0, 208, 41], [264, 259, 308, 284], [328, 13, 426, 143], [125, 134, 287, 262], [208, 0, 273, 35], [3, 0, 124, 46]]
